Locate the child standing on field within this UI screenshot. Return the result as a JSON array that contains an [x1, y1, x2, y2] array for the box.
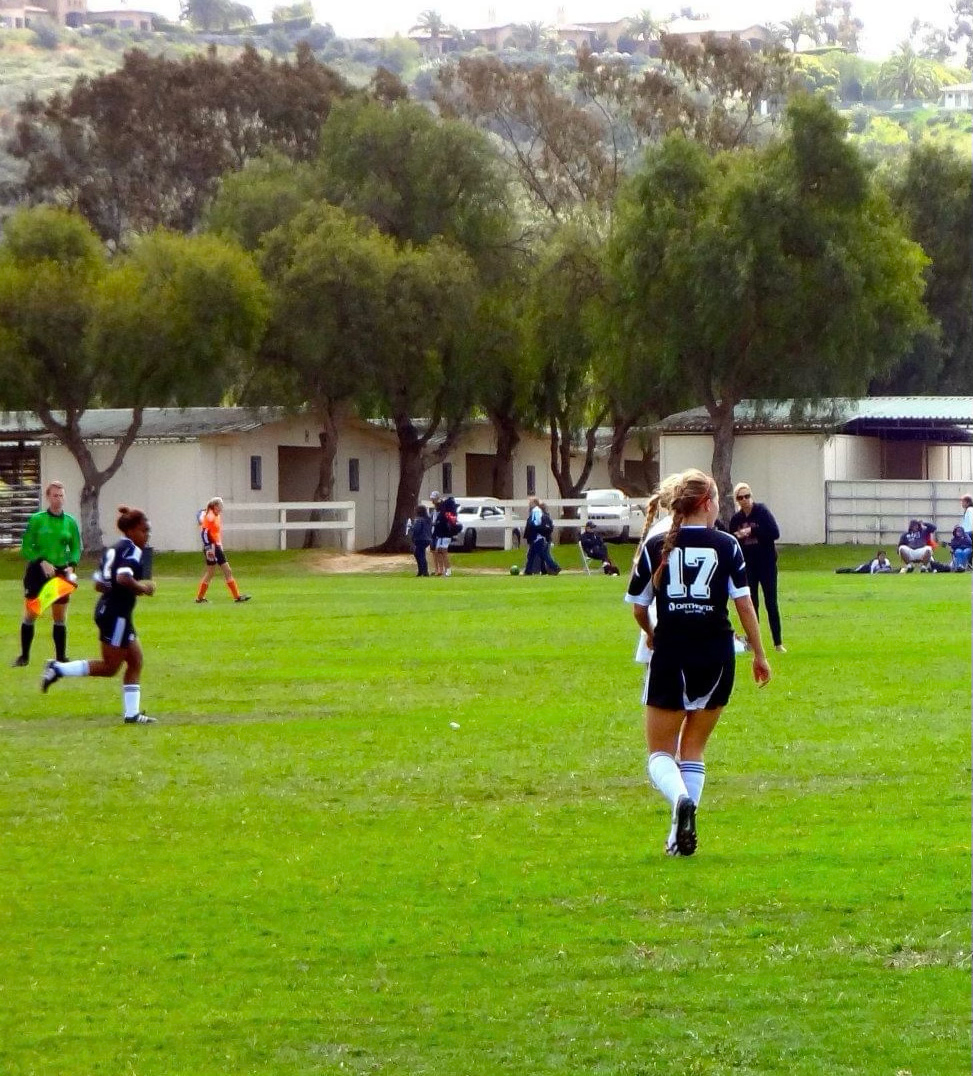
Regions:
[[410, 505, 433, 577], [195, 497, 251, 603]]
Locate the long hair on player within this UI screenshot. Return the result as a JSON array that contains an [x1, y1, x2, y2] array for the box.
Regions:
[[632, 472, 681, 571], [651, 469, 717, 590]]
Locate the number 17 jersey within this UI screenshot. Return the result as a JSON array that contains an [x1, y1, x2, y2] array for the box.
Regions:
[[625, 526, 750, 653]]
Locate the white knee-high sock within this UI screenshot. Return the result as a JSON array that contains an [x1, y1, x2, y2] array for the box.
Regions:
[[647, 751, 689, 810], [679, 760, 706, 806], [123, 684, 141, 719], [56, 660, 90, 677]]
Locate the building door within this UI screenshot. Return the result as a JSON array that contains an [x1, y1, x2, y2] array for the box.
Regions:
[[465, 453, 496, 496]]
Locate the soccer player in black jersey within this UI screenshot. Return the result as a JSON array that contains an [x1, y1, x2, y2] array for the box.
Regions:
[[41, 506, 157, 725], [626, 469, 771, 856]]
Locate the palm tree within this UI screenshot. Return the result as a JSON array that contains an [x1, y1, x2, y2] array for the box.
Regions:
[[779, 12, 818, 51], [627, 8, 661, 43], [520, 20, 549, 50], [877, 42, 944, 100], [410, 8, 445, 40]]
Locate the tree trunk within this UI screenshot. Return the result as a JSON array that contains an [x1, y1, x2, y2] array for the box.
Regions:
[[708, 398, 737, 524], [490, 416, 519, 499], [380, 436, 426, 554], [607, 415, 653, 495], [78, 478, 103, 557], [37, 405, 144, 555], [304, 402, 339, 550], [548, 410, 605, 542]]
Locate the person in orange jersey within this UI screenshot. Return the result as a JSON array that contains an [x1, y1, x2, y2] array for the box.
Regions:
[[194, 497, 251, 604]]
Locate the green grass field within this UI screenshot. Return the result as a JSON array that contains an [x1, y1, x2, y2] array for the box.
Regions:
[[1, 546, 970, 1075]]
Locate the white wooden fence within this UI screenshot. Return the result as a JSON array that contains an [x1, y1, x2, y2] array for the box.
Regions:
[[450, 498, 647, 551], [218, 497, 649, 553], [222, 501, 356, 552]]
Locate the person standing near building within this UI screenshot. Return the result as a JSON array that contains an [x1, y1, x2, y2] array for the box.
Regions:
[[409, 505, 433, 577], [12, 480, 82, 667], [523, 497, 559, 575], [626, 469, 770, 856], [41, 505, 157, 725], [429, 491, 458, 577], [194, 497, 251, 603], [728, 482, 785, 653], [960, 494, 973, 541]]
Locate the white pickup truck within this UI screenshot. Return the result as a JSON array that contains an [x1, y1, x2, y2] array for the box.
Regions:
[[584, 488, 645, 541]]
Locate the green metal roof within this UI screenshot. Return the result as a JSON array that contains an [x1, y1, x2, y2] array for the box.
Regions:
[[656, 397, 973, 434]]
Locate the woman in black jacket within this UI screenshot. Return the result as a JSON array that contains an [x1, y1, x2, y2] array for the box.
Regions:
[[728, 483, 785, 653]]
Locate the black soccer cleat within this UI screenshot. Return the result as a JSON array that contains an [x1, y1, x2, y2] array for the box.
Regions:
[[124, 713, 157, 725], [674, 795, 698, 857], [40, 659, 62, 693], [234, 595, 252, 602], [11, 655, 29, 667]]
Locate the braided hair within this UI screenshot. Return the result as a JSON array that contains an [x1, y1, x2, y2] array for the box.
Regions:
[[651, 469, 716, 590]]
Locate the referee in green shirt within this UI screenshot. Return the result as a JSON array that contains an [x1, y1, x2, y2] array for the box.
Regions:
[[13, 480, 82, 667]]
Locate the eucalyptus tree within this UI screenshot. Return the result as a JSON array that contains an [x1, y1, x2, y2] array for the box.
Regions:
[[522, 227, 609, 505], [6, 45, 351, 246], [877, 142, 973, 393], [609, 95, 929, 518], [0, 208, 268, 550]]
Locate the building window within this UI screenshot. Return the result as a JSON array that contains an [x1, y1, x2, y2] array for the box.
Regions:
[[348, 458, 360, 492], [442, 462, 452, 495], [526, 465, 536, 496], [250, 455, 262, 491]]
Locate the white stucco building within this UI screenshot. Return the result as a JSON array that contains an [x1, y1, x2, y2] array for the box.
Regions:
[[0, 408, 637, 551], [655, 397, 973, 544]]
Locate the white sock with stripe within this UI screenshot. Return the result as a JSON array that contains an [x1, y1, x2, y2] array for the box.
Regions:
[[123, 684, 141, 719], [679, 760, 706, 806]]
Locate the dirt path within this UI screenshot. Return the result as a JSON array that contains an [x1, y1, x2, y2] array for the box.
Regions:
[[308, 552, 521, 574]]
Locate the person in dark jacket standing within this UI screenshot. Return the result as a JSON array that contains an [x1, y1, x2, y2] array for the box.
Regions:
[[409, 505, 433, 576], [728, 482, 785, 653]]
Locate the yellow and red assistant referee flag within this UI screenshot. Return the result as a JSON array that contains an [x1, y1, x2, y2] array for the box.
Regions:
[[25, 573, 78, 618]]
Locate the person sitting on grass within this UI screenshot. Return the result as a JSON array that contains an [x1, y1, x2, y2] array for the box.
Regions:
[[897, 519, 936, 573], [580, 521, 620, 575], [835, 550, 894, 575]]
